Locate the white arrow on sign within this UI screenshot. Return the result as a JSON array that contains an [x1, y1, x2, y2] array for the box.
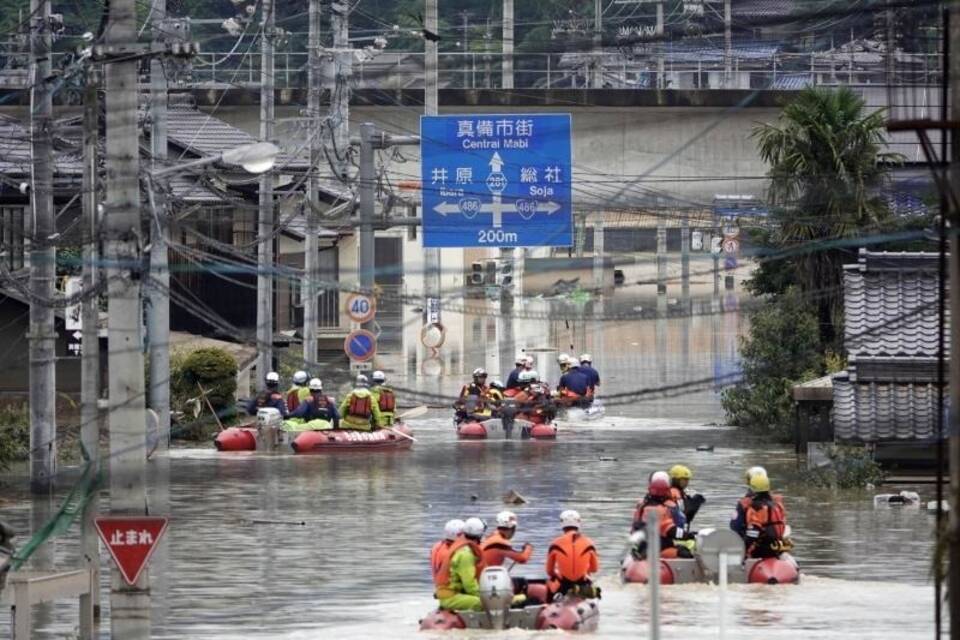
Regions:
[[433, 199, 561, 227], [489, 151, 504, 172], [72, 331, 82, 341]]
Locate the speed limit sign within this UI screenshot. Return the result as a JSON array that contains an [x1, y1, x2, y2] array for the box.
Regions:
[[345, 293, 376, 323]]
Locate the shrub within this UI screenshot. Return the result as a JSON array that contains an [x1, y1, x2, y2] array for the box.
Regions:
[[801, 445, 885, 489], [171, 348, 237, 413], [0, 404, 29, 470], [721, 288, 822, 441]]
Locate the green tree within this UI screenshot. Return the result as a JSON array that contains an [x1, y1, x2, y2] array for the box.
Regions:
[[722, 288, 822, 441], [751, 87, 901, 348]]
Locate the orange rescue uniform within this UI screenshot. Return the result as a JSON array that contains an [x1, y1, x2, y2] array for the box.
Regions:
[[545, 530, 599, 593], [481, 531, 532, 567]]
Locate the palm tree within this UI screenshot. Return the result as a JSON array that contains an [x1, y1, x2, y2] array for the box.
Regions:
[[752, 86, 902, 348]]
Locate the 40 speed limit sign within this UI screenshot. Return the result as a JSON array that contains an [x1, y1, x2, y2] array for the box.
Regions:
[[345, 293, 376, 323]]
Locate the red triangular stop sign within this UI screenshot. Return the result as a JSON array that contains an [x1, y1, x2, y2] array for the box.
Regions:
[[94, 516, 168, 585]]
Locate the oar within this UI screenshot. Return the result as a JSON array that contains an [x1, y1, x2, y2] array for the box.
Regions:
[[397, 405, 429, 420], [385, 426, 418, 443], [197, 382, 226, 431]]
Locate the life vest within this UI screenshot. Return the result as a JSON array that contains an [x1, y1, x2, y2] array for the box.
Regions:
[[376, 387, 396, 412], [485, 388, 504, 406], [481, 531, 530, 567], [745, 494, 787, 541], [435, 538, 484, 589], [636, 501, 679, 539], [430, 539, 455, 586], [286, 388, 302, 412], [669, 486, 686, 514], [307, 394, 332, 418], [256, 391, 284, 408], [348, 393, 372, 419], [546, 531, 598, 583]]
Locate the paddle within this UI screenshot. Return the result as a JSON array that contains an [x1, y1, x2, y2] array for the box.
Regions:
[[197, 382, 226, 431], [397, 405, 429, 420], [385, 426, 418, 443]]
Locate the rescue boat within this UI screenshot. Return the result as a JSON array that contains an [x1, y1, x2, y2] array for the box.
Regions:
[[419, 567, 599, 632], [620, 554, 800, 585], [291, 424, 413, 453], [456, 421, 489, 439], [455, 418, 558, 440], [214, 425, 257, 451]]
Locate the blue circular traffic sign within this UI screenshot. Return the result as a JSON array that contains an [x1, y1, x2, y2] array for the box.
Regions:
[[344, 329, 377, 362]]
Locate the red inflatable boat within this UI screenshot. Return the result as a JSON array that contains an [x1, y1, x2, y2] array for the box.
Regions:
[[620, 554, 800, 585], [456, 421, 489, 439], [214, 425, 258, 451], [419, 597, 598, 632], [456, 418, 557, 440], [291, 424, 413, 453], [746, 555, 800, 584]]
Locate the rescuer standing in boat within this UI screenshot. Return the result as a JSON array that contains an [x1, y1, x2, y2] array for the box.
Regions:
[[668, 464, 706, 525], [545, 510, 599, 600], [630, 472, 695, 559], [285, 370, 311, 413], [435, 517, 487, 612], [338, 374, 382, 431], [369, 370, 397, 427], [246, 371, 288, 417], [289, 378, 340, 428], [430, 519, 465, 584], [578, 354, 600, 395]]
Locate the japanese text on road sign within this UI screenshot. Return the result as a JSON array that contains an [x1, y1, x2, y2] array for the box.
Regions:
[[420, 114, 573, 248], [94, 516, 169, 586]]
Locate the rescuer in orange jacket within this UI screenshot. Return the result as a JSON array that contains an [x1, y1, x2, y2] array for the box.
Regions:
[[430, 519, 465, 584], [630, 472, 695, 560], [481, 510, 533, 567], [545, 510, 600, 600], [740, 473, 791, 559], [667, 464, 706, 525]]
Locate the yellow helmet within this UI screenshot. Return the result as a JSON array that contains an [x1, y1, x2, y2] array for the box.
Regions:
[[744, 466, 767, 484], [668, 464, 692, 481], [749, 473, 771, 493]]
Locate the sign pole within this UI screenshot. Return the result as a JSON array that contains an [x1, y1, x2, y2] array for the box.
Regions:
[[359, 123, 376, 332], [718, 551, 727, 640], [648, 509, 660, 640]]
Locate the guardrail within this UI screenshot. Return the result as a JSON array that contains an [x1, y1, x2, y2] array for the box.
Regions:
[[0, 49, 943, 92]]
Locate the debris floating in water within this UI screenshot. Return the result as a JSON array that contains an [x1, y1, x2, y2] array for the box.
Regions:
[[873, 491, 921, 508], [249, 519, 307, 526], [598, 456, 618, 462], [503, 489, 528, 505], [696, 445, 715, 452]]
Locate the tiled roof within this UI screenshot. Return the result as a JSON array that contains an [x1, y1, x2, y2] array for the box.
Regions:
[[833, 373, 942, 441], [0, 115, 82, 177], [732, 0, 796, 20], [280, 213, 341, 240], [771, 73, 812, 90], [843, 250, 945, 358]]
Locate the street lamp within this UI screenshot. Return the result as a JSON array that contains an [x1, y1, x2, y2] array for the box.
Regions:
[[145, 140, 280, 453], [150, 141, 280, 179]]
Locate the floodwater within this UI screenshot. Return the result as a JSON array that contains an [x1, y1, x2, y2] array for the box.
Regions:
[[0, 279, 941, 639]]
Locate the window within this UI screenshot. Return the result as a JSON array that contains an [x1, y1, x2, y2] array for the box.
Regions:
[[0, 206, 26, 270]]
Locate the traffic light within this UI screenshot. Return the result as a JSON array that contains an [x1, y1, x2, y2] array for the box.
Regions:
[[470, 262, 484, 286], [498, 261, 513, 288]]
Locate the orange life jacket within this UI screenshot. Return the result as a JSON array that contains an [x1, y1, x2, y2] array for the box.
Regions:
[[632, 496, 678, 528], [745, 494, 787, 540], [635, 501, 679, 539], [546, 531, 599, 584], [377, 387, 396, 412], [434, 538, 484, 589], [669, 486, 686, 513], [348, 393, 372, 419], [481, 531, 531, 567], [430, 539, 455, 585]]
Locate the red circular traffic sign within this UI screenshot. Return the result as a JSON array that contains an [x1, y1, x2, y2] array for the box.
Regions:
[[345, 293, 377, 324], [344, 329, 377, 362], [722, 238, 740, 255]]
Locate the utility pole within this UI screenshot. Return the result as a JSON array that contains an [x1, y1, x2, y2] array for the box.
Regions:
[[947, 6, 960, 635], [656, 211, 667, 294], [303, 0, 321, 368], [359, 123, 376, 326], [502, 0, 513, 89], [681, 213, 690, 298], [461, 11, 471, 88], [330, 0, 351, 183], [79, 65, 101, 634], [104, 0, 149, 633], [723, 0, 732, 87], [656, 1, 664, 89], [28, 0, 56, 494], [147, 0, 170, 451], [424, 0, 441, 335], [256, 0, 276, 389], [593, 0, 603, 88]]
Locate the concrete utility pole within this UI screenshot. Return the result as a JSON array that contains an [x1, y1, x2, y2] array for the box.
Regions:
[[656, 213, 667, 294], [303, 0, 321, 368], [656, 1, 665, 88], [681, 214, 690, 297], [593, 0, 603, 88], [424, 0, 441, 331], [28, 0, 56, 494], [723, 0, 732, 86], [79, 65, 100, 633], [330, 0, 351, 183], [460, 11, 471, 88], [147, 0, 170, 450], [104, 0, 149, 633], [502, 0, 513, 89], [359, 123, 376, 328], [948, 6, 960, 635], [256, 0, 276, 389]]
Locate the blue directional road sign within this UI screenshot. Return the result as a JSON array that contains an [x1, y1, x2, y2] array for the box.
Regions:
[[420, 114, 572, 248]]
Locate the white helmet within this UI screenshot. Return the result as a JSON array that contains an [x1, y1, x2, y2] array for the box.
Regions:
[[579, 354, 592, 364], [650, 470, 671, 486], [308, 378, 323, 391], [560, 509, 582, 530], [462, 517, 486, 539], [372, 370, 386, 383], [355, 374, 369, 387], [518, 370, 538, 384], [444, 518, 465, 541], [472, 367, 488, 378], [265, 371, 280, 386], [293, 370, 308, 385], [496, 510, 518, 529], [557, 353, 570, 365], [523, 355, 535, 368]]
